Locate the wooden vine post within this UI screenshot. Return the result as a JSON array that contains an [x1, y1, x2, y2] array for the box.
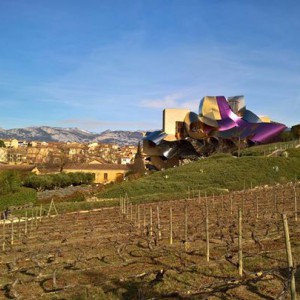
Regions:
[[205, 193, 209, 262], [39, 204, 43, 222], [47, 199, 58, 217], [130, 203, 133, 222], [242, 191, 245, 214], [25, 211, 28, 234], [238, 208, 243, 277], [149, 207, 153, 237], [122, 196, 126, 216], [294, 186, 297, 222], [2, 218, 6, 251], [230, 195, 233, 215], [184, 204, 188, 251], [169, 207, 173, 245], [282, 214, 296, 300], [156, 206, 161, 240], [135, 205, 137, 225], [35, 209, 38, 227], [143, 205, 146, 234], [126, 196, 129, 219], [137, 205, 140, 228], [30, 208, 34, 232], [18, 217, 21, 239], [256, 196, 259, 220], [274, 191, 278, 220], [10, 220, 14, 245]]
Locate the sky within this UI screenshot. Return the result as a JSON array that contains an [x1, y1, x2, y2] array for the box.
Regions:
[[0, 0, 299, 132]]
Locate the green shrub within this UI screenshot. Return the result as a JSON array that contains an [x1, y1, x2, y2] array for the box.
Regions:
[[0, 171, 21, 195], [23, 172, 95, 191]]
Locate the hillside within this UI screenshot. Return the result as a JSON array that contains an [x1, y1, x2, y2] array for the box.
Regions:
[[98, 148, 300, 202], [0, 126, 144, 145]]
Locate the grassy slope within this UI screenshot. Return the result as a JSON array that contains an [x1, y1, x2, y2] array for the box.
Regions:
[[98, 149, 300, 203]]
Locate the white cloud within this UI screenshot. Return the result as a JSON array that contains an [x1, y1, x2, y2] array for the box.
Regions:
[[140, 93, 182, 109], [140, 93, 199, 111]]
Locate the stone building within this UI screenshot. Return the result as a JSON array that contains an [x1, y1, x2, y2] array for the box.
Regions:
[[63, 162, 130, 184]]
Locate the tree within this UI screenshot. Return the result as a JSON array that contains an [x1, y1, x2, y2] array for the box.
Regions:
[[0, 140, 5, 147], [23, 175, 53, 191], [280, 131, 295, 142], [132, 142, 145, 174], [0, 171, 21, 195]]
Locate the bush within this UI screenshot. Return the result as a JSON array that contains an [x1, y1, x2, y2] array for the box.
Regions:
[[23, 172, 95, 191]]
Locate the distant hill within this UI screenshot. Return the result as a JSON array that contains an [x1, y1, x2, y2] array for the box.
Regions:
[[0, 126, 145, 145]]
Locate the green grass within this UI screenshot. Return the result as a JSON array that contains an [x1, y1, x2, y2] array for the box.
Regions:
[[97, 149, 300, 203]]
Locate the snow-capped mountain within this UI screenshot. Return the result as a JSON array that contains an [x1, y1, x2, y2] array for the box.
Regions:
[[0, 126, 145, 145]]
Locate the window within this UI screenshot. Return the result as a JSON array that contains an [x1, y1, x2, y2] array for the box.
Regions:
[[104, 173, 108, 181]]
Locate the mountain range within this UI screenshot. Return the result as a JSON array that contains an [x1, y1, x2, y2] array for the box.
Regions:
[[0, 126, 145, 145]]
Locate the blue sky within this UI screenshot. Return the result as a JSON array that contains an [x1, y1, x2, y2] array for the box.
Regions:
[[0, 0, 299, 132]]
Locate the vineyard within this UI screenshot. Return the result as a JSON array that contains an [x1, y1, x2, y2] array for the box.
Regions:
[[1, 182, 300, 299]]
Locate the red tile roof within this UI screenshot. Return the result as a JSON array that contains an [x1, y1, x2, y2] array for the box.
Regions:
[[0, 164, 36, 171]]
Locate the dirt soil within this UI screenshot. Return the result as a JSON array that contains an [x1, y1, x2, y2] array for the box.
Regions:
[[1, 183, 300, 299]]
